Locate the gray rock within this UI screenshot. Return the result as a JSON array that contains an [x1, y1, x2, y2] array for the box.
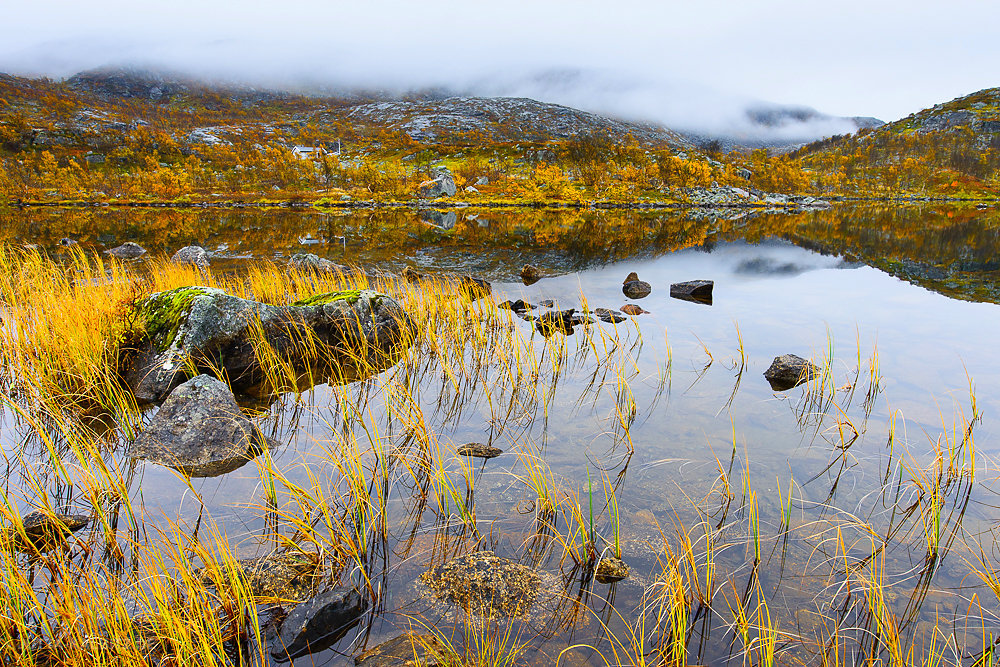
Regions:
[[355, 633, 448, 667], [119, 287, 414, 403], [763, 354, 820, 391], [419, 210, 457, 230], [456, 443, 503, 459], [420, 551, 539, 618], [129, 375, 274, 476], [594, 308, 626, 324], [271, 588, 365, 660], [670, 280, 714, 305], [5, 511, 89, 553], [417, 169, 457, 198], [288, 253, 345, 273], [171, 245, 209, 269], [105, 242, 147, 259], [464, 186, 479, 193]]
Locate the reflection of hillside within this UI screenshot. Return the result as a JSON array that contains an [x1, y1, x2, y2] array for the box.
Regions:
[[787, 206, 1000, 303]]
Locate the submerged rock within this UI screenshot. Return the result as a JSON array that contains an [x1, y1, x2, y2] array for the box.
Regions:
[[763, 354, 820, 391], [594, 308, 627, 324], [670, 280, 713, 305], [288, 253, 345, 273], [622, 272, 651, 299], [230, 551, 321, 601], [4, 511, 89, 553], [459, 275, 491, 300], [270, 588, 366, 661], [520, 264, 542, 284], [105, 242, 146, 259], [119, 286, 414, 403], [171, 245, 210, 269], [456, 443, 503, 459], [595, 555, 629, 583], [128, 375, 275, 477], [619, 304, 649, 315], [420, 551, 540, 618], [355, 632, 448, 667]]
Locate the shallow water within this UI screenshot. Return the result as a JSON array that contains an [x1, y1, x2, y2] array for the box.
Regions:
[[3, 203, 1000, 665]]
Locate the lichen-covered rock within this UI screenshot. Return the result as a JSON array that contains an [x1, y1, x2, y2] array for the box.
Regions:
[[171, 245, 210, 268], [200, 551, 321, 601], [595, 555, 629, 583], [105, 242, 146, 259], [420, 551, 540, 618], [270, 587, 366, 660], [129, 375, 275, 476], [456, 443, 503, 459], [520, 264, 542, 284], [4, 511, 89, 553], [417, 169, 457, 198], [119, 286, 414, 403], [763, 354, 820, 391]]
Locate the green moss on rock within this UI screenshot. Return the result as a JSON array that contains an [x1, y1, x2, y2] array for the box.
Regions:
[[291, 290, 368, 307], [133, 286, 216, 352]]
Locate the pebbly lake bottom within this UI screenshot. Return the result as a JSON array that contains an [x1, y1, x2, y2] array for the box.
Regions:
[[2, 204, 1000, 666]]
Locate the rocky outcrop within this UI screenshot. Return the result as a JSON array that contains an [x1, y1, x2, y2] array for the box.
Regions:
[[128, 375, 275, 477], [119, 286, 414, 403], [763, 354, 820, 391], [270, 588, 366, 660], [288, 253, 345, 273]]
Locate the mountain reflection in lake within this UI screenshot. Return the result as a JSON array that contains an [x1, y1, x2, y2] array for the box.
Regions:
[[2, 204, 999, 666]]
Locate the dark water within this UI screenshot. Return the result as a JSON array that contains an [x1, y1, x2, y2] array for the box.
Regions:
[[3, 204, 1000, 665]]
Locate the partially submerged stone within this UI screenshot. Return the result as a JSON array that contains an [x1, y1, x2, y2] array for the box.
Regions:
[[171, 245, 210, 269], [119, 286, 414, 403], [420, 551, 540, 618], [764, 354, 820, 391], [270, 587, 366, 661], [622, 272, 651, 299], [670, 280, 714, 305], [520, 264, 542, 285], [459, 275, 491, 300], [4, 511, 89, 553], [620, 304, 649, 316], [199, 551, 321, 602], [105, 242, 146, 259], [355, 632, 448, 667], [456, 443, 503, 459], [497, 299, 533, 313], [129, 375, 275, 477], [535, 308, 576, 335], [595, 555, 629, 584], [594, 308, 627, 324], [288, 253, 345, 273]]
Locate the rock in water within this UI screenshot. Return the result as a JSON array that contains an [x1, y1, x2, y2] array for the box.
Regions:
[[619, 304, 649, 315], [594, 308, 627, 323], [763, 354, 820, 391], [535, 308, 576, 335], [456, 443, 503, 459], [401, 266, 424, 283], [497, 299, 533, 313], [520, 264, 542, 284], [595, 555, 629, 583], [670, 280, 714, 305], [288, 253, 345, 273], [4, 511, 89, 553], [622, 272, 651, 299], [129, 375, 275, 476], [270, 587, 366, 660], [459, 275, 491, 300], [420, 551, 540, 618], [119, 286, 414, 403], [105, 242, 146, 259], [355, 632, 449, 667], [171, 245, 210, 269], [198, 551, 321, 601]]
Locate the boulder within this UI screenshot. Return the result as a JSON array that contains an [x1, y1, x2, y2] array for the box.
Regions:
[[4, 511, 89, 553], [128, 375, 275, 477], [105, 242, 146, 259], [355, 633, 448, 667], [456, 443, 503, 459], [171, 245, 209, 269], [670, 280, 714, 305], [459, 275, 491, 300], [119, 286, 414, 403], [288, 253, 345, 273], [417, 169, 457, 198], [622, 272, 651, 299], [520, 264, 542, 285], [271, 588, 366, 660], [497, 299, 533, 313], [215, 551, 321, 601], [595, 555, 629, 584], [419, 210, 457, 230], [620, 304, 649, 316], [763, 354, 820, 391], [420, 551, 539, 618]]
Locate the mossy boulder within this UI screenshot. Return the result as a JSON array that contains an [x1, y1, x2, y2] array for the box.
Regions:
[[120, 286, 414, 403]]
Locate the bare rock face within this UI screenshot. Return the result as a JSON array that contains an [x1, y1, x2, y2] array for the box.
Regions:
[[171, 245, 210, 269], [420, 551, 540, 618], [118, 286, 414, 403], [270, 587, 366, 661], [763, 354, 820, 391], [128, 374, 275, 477]]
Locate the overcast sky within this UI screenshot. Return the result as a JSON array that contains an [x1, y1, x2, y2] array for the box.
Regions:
[[2, 0, 998, 131]]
